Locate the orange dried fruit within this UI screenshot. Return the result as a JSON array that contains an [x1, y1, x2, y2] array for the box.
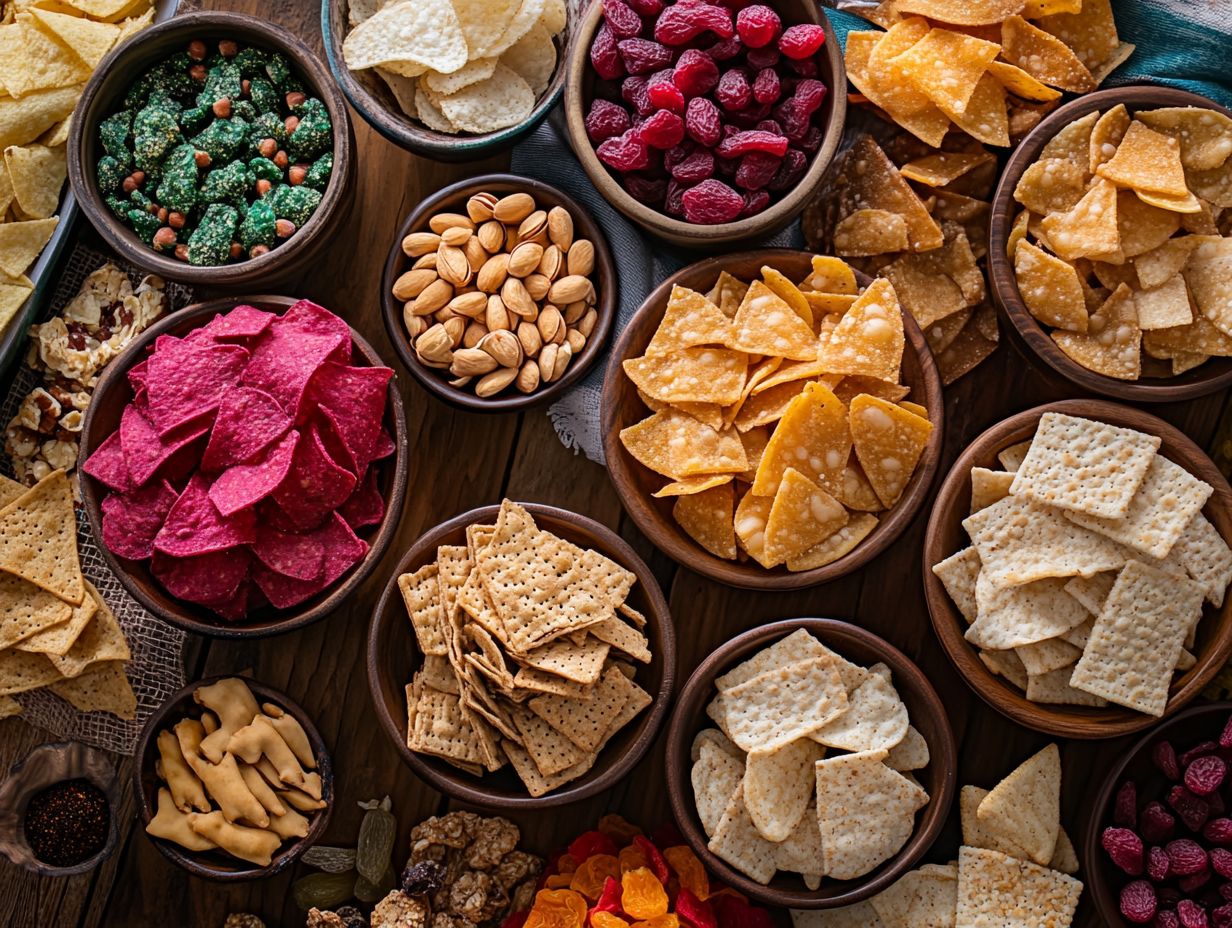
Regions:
[[664, 846, 710, 900], [527, 889, 589, 928], [631, 917, 679, 928], [546, 874, 577, 889], [621, 868, 670, 921], [571, 854, 622, 902], [618, 845, 649, 873], [590, 913, 630, 928], [557, 853, 579, 876]]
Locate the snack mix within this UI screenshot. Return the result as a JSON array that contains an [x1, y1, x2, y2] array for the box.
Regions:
[[933, 412, 1232, 716]]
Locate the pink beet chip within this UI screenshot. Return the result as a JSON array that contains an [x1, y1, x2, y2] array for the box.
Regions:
[[154, 472, 256, 558], [101, 480, 179, 561], [200, 386, 293, 473], [239, 300, 352, 413], [152, 547, 251, 608], [146, 341, 250, 436], [82, 431, 132, 492], [302, 362, 392, 470], [200, 304, 276, 340], [270, 425, 357, 531], [118, 404, 208, 487], [208, 430, 300, 517], [371, 430, 395, 461], [337, 468, 384, 530], [252, 522, 326, 582], [251, 513, 368, 609]]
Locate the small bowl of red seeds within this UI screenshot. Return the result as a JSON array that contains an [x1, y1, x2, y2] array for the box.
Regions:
[[563, 0, 846, 248], [1087, 702, 1232, 927]]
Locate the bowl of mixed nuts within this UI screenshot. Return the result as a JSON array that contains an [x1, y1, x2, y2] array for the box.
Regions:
[[380, 174, 616, 412]]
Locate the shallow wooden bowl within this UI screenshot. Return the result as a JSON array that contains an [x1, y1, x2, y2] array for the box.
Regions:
[[664, 618, 957, 909], [1083, 702, 1232, 927], [562, 2, 846, 249], [133, 676, 334, 881], [922, 399, 1232, 739], [380, 174, 617, 413], [601, 249, 944, 591], [367, 503, 675, 809], [66, 11, 356, 289], [987, 85, 1232, 402], [321, 0, 573, 162], [79, 296, 408, 639]]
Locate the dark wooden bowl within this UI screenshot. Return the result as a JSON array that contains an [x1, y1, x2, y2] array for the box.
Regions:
[[367, 503, 676, 809], [601, 249, 944, 591], [922, 399, 1232, 739], [78, 296, 409, 639], [988, 85, 1232, 402], [321, 0, 573, 161], [1083, 702, 1232, 927], [66, 11, 356, 289], [562, 2, 847, 249], [380, 174, 617, 413], [133, 676, 333, 881], [664, 618, 957, 908]]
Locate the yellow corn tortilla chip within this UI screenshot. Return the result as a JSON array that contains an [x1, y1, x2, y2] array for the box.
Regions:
[[1052, 283, 1141, 379], [835, 135, 943, 252], [1089, 103, 1130, 172], [1036, 0, 1122, 70], [5, 143, 66, 219], [673, 481, 736, 560], [889, 27, 1000, 117], [803, 255, 858, 295], [0, 648, 62, 695], [1097, 119, 1189, 198], [840, 454, 883, 512], [1001, 15, 1096, 93], [1040, 176, 1121, 262], [1014, 240, 1087, 332], [624, 347, 747, 406], [0, 469, 83, 605], [647, 285, 735, 357], [818, 278, 905, 381], [752, 381, 850, 498], [845, 28, 951, 150], [729, 281, 818, 361], [850, 394, 932, 508], [0, 279, 33, 333], [1040, 109, 1099, 168], [937, 71, 1010, 148], [833, 208, 909, 257], [0, 217, 57, 278], [900, 151, 995, 187], [0, 17, 91, 98], [46, 583, 130, 678], [1134, 277, 1193, 331], [1137, 106, 1232, 172], [970, 466, 1015, 513], [653, 474, 733, 498], [0, 85, 81, 150], [764, 468, 849, 566], [1014, 158, 1086, 216], [27, 7, 120, 69], [987, 60, 1063, 102], [786, 512, 879, 571], [760, 266, 813, 326], [733, 489, 775, 567], [1117, 189, 1181, 258]]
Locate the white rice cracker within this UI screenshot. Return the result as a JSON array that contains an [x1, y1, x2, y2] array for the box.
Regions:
[[1009, 412, 1160, 518], [960, 786, 1029, 860], [692, 736, 745, 837], [707, 776, 779, 884], [975, 744, 1060, 867], [885, 725, 930, 772], [1071, 559, 1205, 716], [970, 467, 1014, 514], [809, 672, 909, 753], [1015, 637, 1082, 676], [966, 573, 1090, 650], [997, 439, 1032, 473], [1026, 664, 1108, 707], [744, 738, 825, 842], [870, 862, 958, 928], [722, 655, 849, 752], [954, 846, 1083, 928], [716, 628, 869, 693], [1062, 454, 1213, 560], [775, 800, 824, 889], [932, 547, 981, 623], [1168, 512, 1232, 607], [963, 495, 1131, 589], [979, 649, 1028, 690], [1062, 572, 1116, 615]]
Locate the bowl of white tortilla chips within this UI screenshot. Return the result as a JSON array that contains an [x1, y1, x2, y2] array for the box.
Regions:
[[924, 399, 1232, 739], [664, 617, 956, 908]]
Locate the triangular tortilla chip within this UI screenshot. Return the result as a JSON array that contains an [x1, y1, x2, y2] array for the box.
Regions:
[[48, 659, 136, 719], [1096, 119, 1190, 198], [850, 394, 932, 508], [4, 143, 66, 219], [1040, 177, 1120, 261], [818, 279, 905, 381], [646, 285, 735, 357], [845, 26, 951, 150], [0, 217, 58, 278], [16, 577, 97, 656], [975, 743, 1061, 865], [0, 469, 83, 605], [46, 583, 129, 677], [26, 7, 120, 68], [803, 255, 859, 295], [1014, 241, 1088, 332], [729, 281, 819, 361], [673, 482, 737, 560], [0, 17, 90, 98], [733, 489, 776, 568], [764, 468, 848, 566], [1052, 283, 1140, 379], [745, 737, 825, 843], [1001, 15, 1096, 93], [785, 513, 879, 572], [751, 381, 850, 497]]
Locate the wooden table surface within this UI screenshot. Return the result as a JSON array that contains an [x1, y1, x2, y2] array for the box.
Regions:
[[2, 1, 1231, 925]]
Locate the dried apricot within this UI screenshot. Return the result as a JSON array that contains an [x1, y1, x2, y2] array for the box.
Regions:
[[664, 846, 710, 900], [598, 814, 643, 843], [546, 874, 576, 889], [619, 845, 650, 873], [591, 913, 631, 928], [527, 889, 590, 928], [571, 854, 622, 901], [621, 867, 669, 920]]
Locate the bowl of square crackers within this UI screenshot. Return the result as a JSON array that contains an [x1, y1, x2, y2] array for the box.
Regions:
[[924, 400, 1232, 739], [601, 248, 943, 591], [989, 85, 1232, 401], [367, 499, 675, 807], [664, 618, 956, 908]]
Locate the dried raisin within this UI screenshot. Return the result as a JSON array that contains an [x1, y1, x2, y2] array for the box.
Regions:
[[715, 69, 751, 111]]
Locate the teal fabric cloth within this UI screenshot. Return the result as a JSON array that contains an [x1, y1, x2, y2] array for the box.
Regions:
[[825, 1, 1232, 109]]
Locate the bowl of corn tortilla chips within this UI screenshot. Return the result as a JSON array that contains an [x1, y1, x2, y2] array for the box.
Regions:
[[989, 85, 1232, 401], [367, 500, 675, 808], [664, 617, 956, 908], [924, 400, 1232, 739], [77, 295, 408, 638], [601, 249, 943, 591]]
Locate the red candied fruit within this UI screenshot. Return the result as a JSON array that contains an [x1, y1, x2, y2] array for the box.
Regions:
[[625, 0, 664, 15], [673, 49, 720, 97], [1179, 870, 1211, 893], [671, 148, 714, 182], [625, 173, 668, 205], [706, 37, 743, 62], [1156, 741, 1183, 780], [1188, 756, 1228, 796], [1160, 914, 1182, 928], [716, 129, 789, 158], [786, 54, 820, 77], [1123, 881, 1159, 924], [622, 76, 655, 115], [1149, 845, 1171, 881], [597, 130, 650, 172], [1205, 818, 1232, 844], [654, 4, 734, 45], [1216, 906, 1232, 928], [1220, 715, 1232, 749], [604, 0, 645, 38], [619, 38, 674, 74], [1179, 901, 1211, 928], [735, 5, 781, 48], [1117, 781, 1140, 827], [681, 178, 744, 223], [792, 78, 828, 116], [1104, 827, 1146, 876], [734, 151, 780, 190], [752, 68, 781, 105], [1167, 839, 1209, 876], [1183, 742, 1221, 767], [639, 109, 685, 148], [676, 889, 717, 928], [1143, 802, 1179, 844], [648, 78, 686, 113], [715, 68, 752, 111], [684, 96, 722, 147], [745, 44, 780, 70], [739, 189, 770, 217], [1214, 848, 1232, 878], [778, 23, 826, 60], [1170, 786, 1213, 832], [591, 24, 626, 80], [586, 99, 632, 143]]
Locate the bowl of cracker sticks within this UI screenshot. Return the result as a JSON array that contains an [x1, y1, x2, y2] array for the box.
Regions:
[[367, 499, 675, 808], [989, 85, 1232, 401], [601, 249, 943, 591], [664, 617, 956, 908], [923, 399, 1232, 739]]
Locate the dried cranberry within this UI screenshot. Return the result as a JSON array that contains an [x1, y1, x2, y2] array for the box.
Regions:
[[774, 97, 810, 141], [625, 0, 664, 15], [684, 96, 722, 146], [1184, 743, 1221, 767], [604, 0, 645, 38], [715, 68, 752, 111], [664, 178, 688, 215], [654, 5, 734, 45], [1171, 786, 1214, 832], [591, 24, 626, 79], [648, 78, 686, 113], [751, 68, 781, 105], [755, 118, 782, 134], [1214, 905, 1232, 928], [1118, 782, 1141, 827], [1105, 827, 1147, 876], [786, 54, 820, 77], [739, 188, 769, 217], [681, 178, 743, 223], [715, 129, 788, 158], [1169, 839, 1210, 876], [1221, 715, 1232, 749], [778, 23, 826, 60], [1211, 792, 1227, 816], [1161, 914, 1185, 928], [767, 147, 807, 191], [706, 37, 743, 61], [622, 76, 655, 115], [792, 78, 828, 116], [734, 151, 779, 189], [1179, 900, 1211, 928], [673, 49, 720, 97], [1124, 881, 1160, 924], [586, 99, 633, 143], [624, 172, 668, 204], [639, 109, 685, 148], [1164, 889, 1187, 907], [745, 44, 780, 70], [619, 38, 673, 74], [1150, 845, 1173, 881], [597, 130, 650, 172], [1183, 870, 1214, 894], [799, 124, 824, 153], [735, 5, 780, 48], [1189, 757, 1229, 796], [1207, 819, 1232, 844], [671, 148, 714, 181], [1215, 849, 1232, 879], [1157, 742, 1184, 780]]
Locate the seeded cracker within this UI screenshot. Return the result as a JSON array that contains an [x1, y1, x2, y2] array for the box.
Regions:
[[744, 738, 825, 842], [1015, 637, 1081, 676], [1071, 559, 1204, 715], [1026, 664, 1109, 706], [716, 628, 869, 694], [399, 563, 447, 657], [722, 656, 848, 753], [788, 903, 882, 928], [967, 573, 1090, 649], [1167, 512, 1232, 607], [528, 665, 637, 753], [693, 740, 746, 837], [954, 846, 1083, 928], [810, 672, 909, 753]]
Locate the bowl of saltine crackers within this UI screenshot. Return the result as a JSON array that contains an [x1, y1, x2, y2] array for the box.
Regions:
[[924, 400, 1232, 739], [367, 499, 675, 808]]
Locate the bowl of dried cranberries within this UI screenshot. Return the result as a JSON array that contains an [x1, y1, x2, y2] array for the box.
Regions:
[[564, 0, 846, 248], [1086, 702, 1232, 926]]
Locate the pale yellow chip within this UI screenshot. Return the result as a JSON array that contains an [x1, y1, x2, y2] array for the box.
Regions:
[[623, 347, 747, 406], [693, 738, 745, 837], [1097, 119, 1190, 198], [1052, 283, 1141, 379], [1001, 15, 1096, 93], [342, 0, 468, 73], [818, 278, 905, 381], [889, 27, 1000, 116], [751, 381, 850, 498], [1134, 277, 1193, 331], [1118, 188, 1182, 258], [1024, 0, 1081, 14], [894, 0, 1025, 23], [839, 453, 883, 512], [1089, 103, 1131, 172], [1137, 187, 1203, 214], [932, 547, 982, 623], [850, 394, 932, 508], [968, 573, 1090, 649], [803, 255, 858, 295], [831, 134, 944, 251], [5, 143, 65, 220], [27, 7, 120, 69], [708, 270, 751, 318], [499, 23, 556, 97], [832, 209, 909, 257], [1039, 177, 1120, 261], [733, 489, 775, 568], [1137, 106, 1232, 172], [1016, 636, 1082, 676], [0, 279, 33, 334], [810, 670, 909, 753], [937, 72, 1010, 149], [647, 285, 734, 357], [674, 482, 737, 560], [974, 744, 1060, 865], [763, 468, 848, 567], [708, 775, 779, 884], [0, 85, 81, 150], [1036, 0, 1122, 70], [955, 846, 1083, 927], [653, 474, 733, 499], [729, 281, 818, 361], [987, 60, 1062, 102], [0, 17, 91, 99], [1013, 240, 1087, 333], [1013, 158, 1086, 216], [970, 467, 1015, 513], [1040, 110, 1100, 168], [900, 151, 995, 187], [744, 737, 825, 843], [436, 63, 535, 133], [1145, 314, 1232, 359], [845, 28, 951, 150], [48, 660, 135, 719], [1186, 238, 1232, 336], [759, 266, 812, 327], [0, 217, 58, 278]]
